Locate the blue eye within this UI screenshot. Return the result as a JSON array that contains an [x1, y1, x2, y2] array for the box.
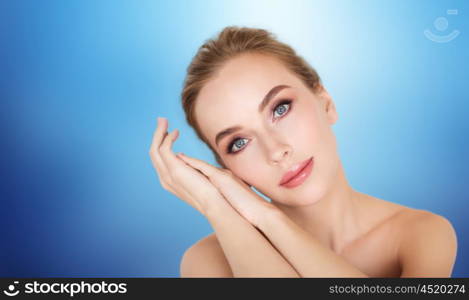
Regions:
[[228, 137, 248, 153], [273, 100, 291, 118], [226, 99, 293, 154]]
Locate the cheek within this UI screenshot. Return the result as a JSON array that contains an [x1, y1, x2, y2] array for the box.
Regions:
[[226, 151, 267, 186], [284, 104, 322, 150]]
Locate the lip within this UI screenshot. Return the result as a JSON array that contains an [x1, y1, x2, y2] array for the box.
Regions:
[[279, 157, 314, 188]]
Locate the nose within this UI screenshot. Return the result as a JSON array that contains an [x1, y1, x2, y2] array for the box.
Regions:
[[263, 135, 292, 165]]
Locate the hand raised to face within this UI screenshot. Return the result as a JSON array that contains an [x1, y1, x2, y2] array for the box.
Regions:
[[149, 117, 229, 216], [177, 153, 278, 228]]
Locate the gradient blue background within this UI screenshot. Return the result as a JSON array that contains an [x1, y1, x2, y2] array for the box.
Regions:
[[1, 0, 468, 277]]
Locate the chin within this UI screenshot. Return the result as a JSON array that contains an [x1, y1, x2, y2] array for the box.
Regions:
[[295, 185, 327, 206], [274, 179, 328, 207]]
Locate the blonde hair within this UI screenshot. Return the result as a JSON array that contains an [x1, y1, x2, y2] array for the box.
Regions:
[[181, 26, 321, 168]]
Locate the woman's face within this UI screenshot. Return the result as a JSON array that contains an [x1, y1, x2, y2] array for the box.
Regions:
[[194, 53, 340, 206]]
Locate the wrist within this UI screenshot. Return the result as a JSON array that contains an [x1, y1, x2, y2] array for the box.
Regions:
[[256, 204, 285, 231], [203, 197, 234, 221]]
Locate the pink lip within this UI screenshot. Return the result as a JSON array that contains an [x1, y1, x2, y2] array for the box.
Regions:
[[279, 157, 314, 188]]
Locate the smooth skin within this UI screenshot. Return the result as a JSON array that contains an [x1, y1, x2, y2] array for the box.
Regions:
[[149, 53, 457, 277]]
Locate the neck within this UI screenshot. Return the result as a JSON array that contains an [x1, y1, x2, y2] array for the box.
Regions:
[[272, 162, 365, 254]]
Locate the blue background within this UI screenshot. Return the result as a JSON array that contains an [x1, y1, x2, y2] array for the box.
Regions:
[[1, 0, 468, 277]]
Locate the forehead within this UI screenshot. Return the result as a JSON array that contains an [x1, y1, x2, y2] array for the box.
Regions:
[[194, 53, 301, 146]]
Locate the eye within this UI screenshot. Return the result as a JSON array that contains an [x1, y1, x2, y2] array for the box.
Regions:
[[273, 100, 292, 119], [227, 137, 248, 154]]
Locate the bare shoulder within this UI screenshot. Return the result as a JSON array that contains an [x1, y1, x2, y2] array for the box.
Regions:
[[180, 233, 233, 278], [361, 194, 453, 232], [394, 207, 454, 228], [394, 208, 458, 277], [359, 194, 457, 276], [392, 206, 457, 243], [373, 196, 457, 252]]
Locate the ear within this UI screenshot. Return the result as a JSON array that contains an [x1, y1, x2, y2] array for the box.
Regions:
[[326, 97, 338, 125], [317, 84, 338, 125]]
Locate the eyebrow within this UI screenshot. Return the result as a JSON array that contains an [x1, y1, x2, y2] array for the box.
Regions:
[[214, 84, 291, 147]]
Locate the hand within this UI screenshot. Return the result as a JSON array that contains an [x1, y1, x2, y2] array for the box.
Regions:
[[148, 117, 228, 216], [177, 153, 279, 228]]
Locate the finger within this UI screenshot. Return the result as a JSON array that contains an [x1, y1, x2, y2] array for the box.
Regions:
[[149, 118, 169, 171], [149, 118, 171, 185], [149, 117, 169, 153], [150, 118, 168, 170], [178, 154, 255, 196], [159, 128, 183, 171], [176, 153, 224, 179], [178, 153, 263, 218]]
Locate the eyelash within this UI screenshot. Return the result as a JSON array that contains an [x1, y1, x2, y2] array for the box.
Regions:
[[225, 99, 293, 154]]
